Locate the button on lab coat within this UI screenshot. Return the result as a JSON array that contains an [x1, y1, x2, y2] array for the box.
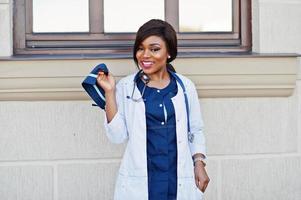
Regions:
[[103, 72, 206, 200]]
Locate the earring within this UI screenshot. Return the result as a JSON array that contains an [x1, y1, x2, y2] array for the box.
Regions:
[[168, 55, 171, 59]]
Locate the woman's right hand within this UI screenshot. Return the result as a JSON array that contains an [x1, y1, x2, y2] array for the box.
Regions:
[[97, 71, 117, 122], [96, 71, 116, 93]]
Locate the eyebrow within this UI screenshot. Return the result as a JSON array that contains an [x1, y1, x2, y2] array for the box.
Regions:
[[149, 43, 161, 46], [140, 43, 161, 47]]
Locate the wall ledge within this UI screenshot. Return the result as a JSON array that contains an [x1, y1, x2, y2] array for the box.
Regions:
[[0, 53, 299, 61], [0, 56, 298, 100]]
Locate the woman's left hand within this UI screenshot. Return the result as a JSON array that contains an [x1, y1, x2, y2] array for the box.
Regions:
[[194, 161, 210, 193]]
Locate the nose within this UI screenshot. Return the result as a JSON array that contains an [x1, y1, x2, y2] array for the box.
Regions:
[[142, 49, 151, 58]]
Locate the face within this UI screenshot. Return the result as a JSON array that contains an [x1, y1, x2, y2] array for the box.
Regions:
[[136, 35, 170, 75]]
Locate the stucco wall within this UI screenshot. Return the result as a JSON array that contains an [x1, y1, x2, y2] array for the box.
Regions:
[[0, 0, 301, 200], [0, 0, 12, 57]]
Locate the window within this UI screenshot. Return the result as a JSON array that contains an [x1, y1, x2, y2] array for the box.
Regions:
[[14, 0, 251, 56], [32, 0, 90, 33]]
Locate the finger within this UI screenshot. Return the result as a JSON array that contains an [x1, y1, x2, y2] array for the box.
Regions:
[[197, 180, 202, 191], [107, 72, 114, 79], [198, 180, 206, 192], [97, 76, 102, 82], [97, 73, 106, 80], [98, 73, 104, 79], [201, 182, 208, 193], [200, 184, 205, 193]]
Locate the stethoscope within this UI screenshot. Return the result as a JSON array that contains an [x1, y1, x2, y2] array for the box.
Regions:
[[125, 69, 194, 143], [126, 70, 150, 102]]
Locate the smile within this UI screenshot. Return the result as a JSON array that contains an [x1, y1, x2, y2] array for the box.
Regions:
[[141, 61, 154, 68]]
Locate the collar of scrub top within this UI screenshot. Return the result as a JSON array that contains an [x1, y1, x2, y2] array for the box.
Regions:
[[133, 69, 194, 143], [81, 63, 109, 109]]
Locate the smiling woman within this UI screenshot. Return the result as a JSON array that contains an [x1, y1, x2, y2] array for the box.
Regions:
[[95, 19, 210, 200], [135, 36, 170, 76]]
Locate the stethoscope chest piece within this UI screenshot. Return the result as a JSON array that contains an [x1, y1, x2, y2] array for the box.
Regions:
[[140, 71, 150, 84], [127, 71, 150, 102]]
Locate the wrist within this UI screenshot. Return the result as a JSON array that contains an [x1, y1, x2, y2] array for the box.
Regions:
[[105, 89, 116, 97], [193, 156, 206, 167]]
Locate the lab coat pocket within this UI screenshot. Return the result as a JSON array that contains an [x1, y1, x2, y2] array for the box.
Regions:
[[126, 176, 147, 199], [194, 185, 204, 200], [178, 177, 204, 200], [115, 174, 148, 200]]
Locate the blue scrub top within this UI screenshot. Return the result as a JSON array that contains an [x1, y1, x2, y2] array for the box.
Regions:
[[137, 73, 178, 200]]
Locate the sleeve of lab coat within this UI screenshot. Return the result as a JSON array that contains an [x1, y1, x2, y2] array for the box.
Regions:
[[103, 81, 128, 144], [187, 81, 207, 158]]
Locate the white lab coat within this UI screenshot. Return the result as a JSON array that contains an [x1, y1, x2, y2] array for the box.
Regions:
[[104, 72, 206, 200]]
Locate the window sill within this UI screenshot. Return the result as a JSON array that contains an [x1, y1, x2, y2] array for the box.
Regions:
[[0, 54, 298, 100], [0, 52, 298, 61]]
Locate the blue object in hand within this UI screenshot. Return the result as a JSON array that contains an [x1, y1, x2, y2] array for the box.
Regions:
[[82, 63, 109, 109]]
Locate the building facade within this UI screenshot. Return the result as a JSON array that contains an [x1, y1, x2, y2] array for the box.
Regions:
[[0, 0, 301, 199]]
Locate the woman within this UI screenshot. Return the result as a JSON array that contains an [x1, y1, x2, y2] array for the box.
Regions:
[[97, 19, 209, 200]]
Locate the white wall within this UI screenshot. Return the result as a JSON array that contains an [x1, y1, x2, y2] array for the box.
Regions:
[[0, 0, 12, 56], [252, 0, 301, 54], [203, 1, 301, 199], [0, 0, 301, 199], [202, 0, 301, 199]]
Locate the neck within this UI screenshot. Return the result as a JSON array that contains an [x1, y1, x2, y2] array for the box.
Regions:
[[148, 67, 169, 82]]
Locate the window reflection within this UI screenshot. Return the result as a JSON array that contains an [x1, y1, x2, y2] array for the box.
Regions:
[[104, 0, 164, 33], [33, 0, 89, 33], [179, 0, 232, 32]]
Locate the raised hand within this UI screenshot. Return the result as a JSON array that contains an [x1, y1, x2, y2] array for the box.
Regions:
[[96, 71, 116, 93]]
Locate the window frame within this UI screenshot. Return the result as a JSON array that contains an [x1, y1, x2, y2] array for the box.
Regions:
[[13, 0, 252, 56]]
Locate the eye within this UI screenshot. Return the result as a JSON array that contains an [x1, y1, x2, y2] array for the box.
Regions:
[[151, 48, 160, 52], [137, 47, 144, 51]]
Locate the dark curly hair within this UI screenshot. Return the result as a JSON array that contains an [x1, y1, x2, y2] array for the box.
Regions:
[[133, 19, 177, 72]]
